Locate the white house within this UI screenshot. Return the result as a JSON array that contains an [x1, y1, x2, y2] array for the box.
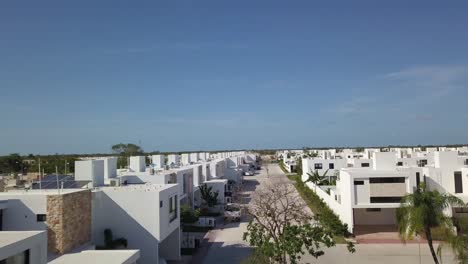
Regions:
[[92, 184, 180, 264], [75, 159, 105, 187]]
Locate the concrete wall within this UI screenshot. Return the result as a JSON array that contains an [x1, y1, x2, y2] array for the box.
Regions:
[[0, 194, 47, 231], [373, 152, 397, 170], [92, 185, 180, 264], [152, 155, 165, 169], [103, 158, 117, 180], [0, 231, 47, 264], [129, 156, 145, 172], [47, 190, 92, 254], [75, 160, 104, 187]]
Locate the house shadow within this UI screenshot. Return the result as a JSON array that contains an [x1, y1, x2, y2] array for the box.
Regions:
[[197, 242, 252, 264]]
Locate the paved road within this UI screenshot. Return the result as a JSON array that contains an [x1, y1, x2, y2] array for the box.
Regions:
[[201, 162, 456, 264]]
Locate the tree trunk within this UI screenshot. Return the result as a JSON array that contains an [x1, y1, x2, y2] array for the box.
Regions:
[[425, 227, 439, 264]]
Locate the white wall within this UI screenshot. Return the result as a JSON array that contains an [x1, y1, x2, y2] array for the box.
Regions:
[[152, 155, 165, 169], [372, 152, 397, 170], [75, 160, 104, 187], [92, 185, 179, 264], [103, 158, 117, 180], [129, 156, 146, 172], [0, 231, 47, 264], [0, 194, 47, 231]]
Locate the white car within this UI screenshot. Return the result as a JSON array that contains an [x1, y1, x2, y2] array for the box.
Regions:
[[244, 171, 254, 176]]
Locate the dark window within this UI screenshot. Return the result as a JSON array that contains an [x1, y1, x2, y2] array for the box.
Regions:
[[0, 249, 29, 264], [416, 172, 420, 187], [455, 171, 463, 194], [354, 180, 364, 185], [329, 163, 334, 169], [160, 201, 163, 208], [417, 159, 428, 167], [169, 195, 178, 222], [314, 163, 323, 169], [361, 163, 370, 167], [369, 177, 405, 184], [36, 214, 46, 222], [366, 208, 381, 212], [397, 162, 403, 166], [370, 197, 402, 203], [455, 207, 468, 214]]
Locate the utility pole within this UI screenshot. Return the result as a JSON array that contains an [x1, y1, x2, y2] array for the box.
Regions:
[[55, 166, 60, 194]]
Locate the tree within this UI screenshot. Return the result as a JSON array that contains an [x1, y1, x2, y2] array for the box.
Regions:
[[396, 184, 465, 264], [243, 180, 344, 263], [181, 205, 200, 224], [199, 184, 219, 207], [437, 217, 468, 263], [305, 169, 329, 192], [111, 143, 143, 168]]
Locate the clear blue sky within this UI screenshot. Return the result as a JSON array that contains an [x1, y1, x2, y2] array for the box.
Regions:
[[1, 1, 468, 155]]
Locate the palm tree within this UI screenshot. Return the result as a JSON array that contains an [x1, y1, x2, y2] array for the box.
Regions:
[[305, 169, 329, 192], [438, 217, 468, 264], [396, 184, 465, 264]]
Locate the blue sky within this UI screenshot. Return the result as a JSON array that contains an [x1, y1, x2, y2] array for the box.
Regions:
[[1, 1, 468, 155]]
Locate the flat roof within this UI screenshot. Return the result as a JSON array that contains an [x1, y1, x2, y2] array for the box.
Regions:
[[96, 183, 176, 192], [49, 250, 140, 264], [0, 231, 45, 248], [0, 188, 88, 196]]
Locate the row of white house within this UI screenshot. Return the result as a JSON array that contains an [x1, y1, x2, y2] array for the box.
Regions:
[[0, 151, 257, 264], [298, 149, 468, 235]]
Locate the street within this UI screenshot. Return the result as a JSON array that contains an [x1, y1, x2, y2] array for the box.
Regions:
[[198, 162, 456, 264]]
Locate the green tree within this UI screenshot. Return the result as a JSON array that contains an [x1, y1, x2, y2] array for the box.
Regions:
[[396, 184, 465, 264], [111, 143, 144, 168], [199, 184, 219, 207], [181, 205, 200, 224], [305, 169, 329, 192]]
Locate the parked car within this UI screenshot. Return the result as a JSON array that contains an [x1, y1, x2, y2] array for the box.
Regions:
[[244, 171, 253, 176], [224, 203, 241, 222]]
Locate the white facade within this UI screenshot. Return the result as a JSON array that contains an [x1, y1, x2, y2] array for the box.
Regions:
[[92, 184, 180, 264], [152, 155, 165, 169], [129, 156, 146, 172], [103, 157, 117, 180], [75, 159, 105, 187], [167, 154, 180, 166], [181, 153, 191, 165], [0, 231, 47, 264]]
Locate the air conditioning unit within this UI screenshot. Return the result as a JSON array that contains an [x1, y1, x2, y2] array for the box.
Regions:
[[109, 179, 120, 187]]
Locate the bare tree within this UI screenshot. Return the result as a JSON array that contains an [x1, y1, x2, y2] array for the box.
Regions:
[[243, 180, 337, 263]]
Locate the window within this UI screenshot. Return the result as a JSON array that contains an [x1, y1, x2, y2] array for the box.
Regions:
[[0, 249, 29, 264], [169, 195, 178, 222], [168, 173, 177, 184], [417, 159, 428, 167], [36, 214, 46, 222], [366, 208, 381, 212], [370, 197, 402, 203], [160, 201, 163, 208], [314, 163, 323, 170], [329, 163, 334, 169], [361, 163, 370, 167], [455, 171, 463, 194], [354, 180, 364, 185], [369, 177, 405, 184], [397, 162, 403, 166]]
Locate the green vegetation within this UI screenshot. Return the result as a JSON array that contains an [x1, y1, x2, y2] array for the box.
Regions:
[[287, 174, 351, 244], [181, 205, 200, 224], [396, 184, 465, 264], [199, 184, 219, 207], [0, 153, 79, 175]]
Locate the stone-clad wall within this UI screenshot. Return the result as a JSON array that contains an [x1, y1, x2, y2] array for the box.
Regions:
[[47, 190, 92, 254]]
